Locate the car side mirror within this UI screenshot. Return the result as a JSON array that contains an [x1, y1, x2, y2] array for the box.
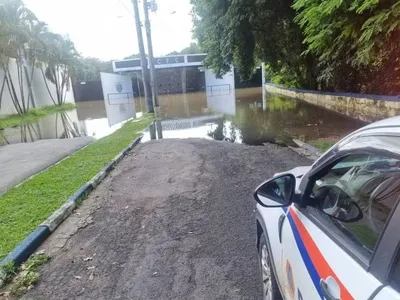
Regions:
[[254, 174, 295, 207], [319, 187, 363, 222]]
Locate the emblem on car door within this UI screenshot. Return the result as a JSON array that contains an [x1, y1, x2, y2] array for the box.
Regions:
[[286, 260, 295, 298]]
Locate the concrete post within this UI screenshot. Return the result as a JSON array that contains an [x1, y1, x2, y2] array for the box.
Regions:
[[131, 0, 153, 113]]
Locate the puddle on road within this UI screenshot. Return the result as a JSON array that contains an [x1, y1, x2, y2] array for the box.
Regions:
[[1, 87, 369, 147]]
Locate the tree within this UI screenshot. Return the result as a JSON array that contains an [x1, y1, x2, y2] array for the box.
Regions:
[[124, 53, 142, 59], [0, 0, 38, 114], [73, 57, 113, 82], [191, 0, 318, 87], [293, 0, 400, 93], [38, 32, 79, 105], [166, 42, 202, 55], [0, 0, 80, 113]]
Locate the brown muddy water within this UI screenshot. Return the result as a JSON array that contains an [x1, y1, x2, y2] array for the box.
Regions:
[[0, 88, 373, 147]]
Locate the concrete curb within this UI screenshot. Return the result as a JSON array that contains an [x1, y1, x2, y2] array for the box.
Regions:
[[0, 135, 143, 285], [289, 139, 322, 162]]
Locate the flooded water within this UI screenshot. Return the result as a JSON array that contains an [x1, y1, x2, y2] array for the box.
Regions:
[[142, 88, 367, 146], [0, 87, 369, 147]]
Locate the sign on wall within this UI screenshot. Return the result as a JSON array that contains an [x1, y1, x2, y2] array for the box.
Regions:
[[100, 72, 135, 126], [154, 56, 184, 66]]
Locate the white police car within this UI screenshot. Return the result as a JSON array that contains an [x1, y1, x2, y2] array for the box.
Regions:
[[255, 116, 400, 300]]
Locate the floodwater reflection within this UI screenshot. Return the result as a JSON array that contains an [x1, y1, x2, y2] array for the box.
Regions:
[[0, 110, 81, 146]]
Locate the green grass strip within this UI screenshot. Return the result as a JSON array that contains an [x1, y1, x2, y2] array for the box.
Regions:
[[0, 103, 77, 129], [308, 139, 337, 152], [0, 114, 153, 260]]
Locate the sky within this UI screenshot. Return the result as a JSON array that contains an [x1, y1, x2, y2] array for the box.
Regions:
[[23, 0, 195, 61]]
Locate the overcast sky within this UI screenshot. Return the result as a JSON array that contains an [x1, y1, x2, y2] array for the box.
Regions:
[[24, 0, 194, 61]]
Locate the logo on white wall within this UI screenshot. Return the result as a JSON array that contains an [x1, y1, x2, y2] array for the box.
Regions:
[[115, 82, 123, 93]]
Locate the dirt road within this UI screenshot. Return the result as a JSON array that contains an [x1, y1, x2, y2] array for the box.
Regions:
[[23, 139, 310, 300]]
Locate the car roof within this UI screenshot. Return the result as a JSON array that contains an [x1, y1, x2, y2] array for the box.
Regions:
[[311, 116, 400, 170], [350, 116, 400, 138], [363, 115, 400, 129]]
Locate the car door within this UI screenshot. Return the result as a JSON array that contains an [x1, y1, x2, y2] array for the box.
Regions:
[[373, 248, 400, 299], [280, 151, 400, 299], [257, 175, 297, 288], [370, 206, 400, 300]]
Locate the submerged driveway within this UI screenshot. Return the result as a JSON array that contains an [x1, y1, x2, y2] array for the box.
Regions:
[[23, 139, 310, 300]]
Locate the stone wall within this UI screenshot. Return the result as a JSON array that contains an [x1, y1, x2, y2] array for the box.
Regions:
[[265, 83, 400, 122]]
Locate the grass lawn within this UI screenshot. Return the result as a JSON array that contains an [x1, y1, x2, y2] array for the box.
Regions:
[[309, 138, 338, 152], [0, 114, 153, 260], [0, 103, 76, 129]]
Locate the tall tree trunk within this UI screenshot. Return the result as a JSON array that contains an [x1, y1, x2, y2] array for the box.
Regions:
[[40, 67, 57, 105], [26, 57, 37, 110], [4, 75, 22, 115], [0, 75, 6, 110], [54, 66, 61, 105], [55, 112, 59, 138], [60, 65, 68, 104], [3, 63, 24, 115], [20, 46, 36, 110], [17, 62, 26, 113]]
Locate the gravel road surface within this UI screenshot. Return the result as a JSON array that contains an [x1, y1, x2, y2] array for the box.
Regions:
[[23, 139, 311, 300]]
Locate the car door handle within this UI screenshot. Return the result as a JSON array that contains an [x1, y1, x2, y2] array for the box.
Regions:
[[320, 277, 340, 300], [278, 213, 286, 243]]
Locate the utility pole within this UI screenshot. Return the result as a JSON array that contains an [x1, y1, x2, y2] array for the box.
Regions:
[[143, 0, 159, 110], [143, 0, 162, 138], [131, 0, 153, 113]]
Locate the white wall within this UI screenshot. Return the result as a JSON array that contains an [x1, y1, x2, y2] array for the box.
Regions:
[[205, 67, 236, 115], [206, 90, 236, 116], [204, 67, 235, 93], [0, 58, 75, 116]]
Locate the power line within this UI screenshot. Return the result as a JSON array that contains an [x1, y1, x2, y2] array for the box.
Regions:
[[116, 0, 134, 18]]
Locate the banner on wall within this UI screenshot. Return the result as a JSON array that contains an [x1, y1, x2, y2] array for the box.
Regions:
[[100, 72, 135, 126]]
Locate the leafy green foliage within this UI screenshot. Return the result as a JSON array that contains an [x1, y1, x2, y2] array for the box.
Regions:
[[0, 0, 80, 111], [293, 0, 400, 94], [166, 42, 202, 55], [1, 253, 50, 296], [123, 53, 141, 59], [73, 57, 113, 82], [191, 0, 318, 87], [192, 0, 400, 94], [0, 261, 17, 283], [309, 139, 337, 152]]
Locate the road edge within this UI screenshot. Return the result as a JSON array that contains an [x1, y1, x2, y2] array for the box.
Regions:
[[289, 139, 322, 161], [0, 135, 143, 287]]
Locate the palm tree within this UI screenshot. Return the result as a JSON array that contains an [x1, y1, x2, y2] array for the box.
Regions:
[[38, 32, 79, 105], [24, 20, 50, 109], [0, 0, 79, 114], [0, 0, 38, 115]]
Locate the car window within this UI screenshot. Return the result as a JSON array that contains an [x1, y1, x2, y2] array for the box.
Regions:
[[308, 153, 400, 259]]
